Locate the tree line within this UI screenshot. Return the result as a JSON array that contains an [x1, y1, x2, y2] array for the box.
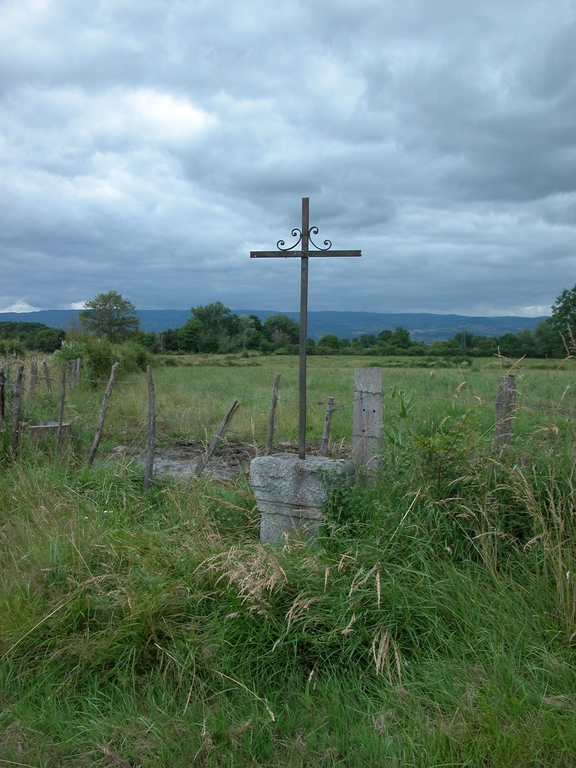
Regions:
[[3, 286, 576, 360], [0, 321, 66, 356]]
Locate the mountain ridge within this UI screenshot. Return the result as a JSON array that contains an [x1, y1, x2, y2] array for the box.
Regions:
[[0, 309, 549, 343]]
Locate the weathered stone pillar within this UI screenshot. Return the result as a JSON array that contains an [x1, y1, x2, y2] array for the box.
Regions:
[[250, 453, 356, 544]]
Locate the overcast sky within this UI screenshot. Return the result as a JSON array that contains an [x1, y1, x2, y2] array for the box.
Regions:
[[1, 0, 575, 317]]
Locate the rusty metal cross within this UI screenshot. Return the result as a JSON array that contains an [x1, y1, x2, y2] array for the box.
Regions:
[[251, 197, 361, 459]]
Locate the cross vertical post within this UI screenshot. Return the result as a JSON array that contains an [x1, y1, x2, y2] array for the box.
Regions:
[[299, 198, 309, 458], [250, 198, 361, 460]]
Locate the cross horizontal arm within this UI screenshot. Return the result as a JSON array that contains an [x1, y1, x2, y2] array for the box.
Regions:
[[250, 250, 361, 259]]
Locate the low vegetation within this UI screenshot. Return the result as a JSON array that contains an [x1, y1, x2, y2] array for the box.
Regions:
[[0, 352, 575, 765]]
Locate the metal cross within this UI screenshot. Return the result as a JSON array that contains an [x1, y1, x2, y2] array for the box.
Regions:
[[251, 197, 361, 459]]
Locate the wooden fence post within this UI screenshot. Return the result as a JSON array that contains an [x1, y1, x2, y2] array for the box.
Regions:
[[195, 399, 240, 476], [265, 373, 281, 454], [352, 368, 383, 470], [56, 361, 67, 458], [43, 361, 52, 394], [494, 374, 516, 450], [69, 359, 76, 391], [143, 365, 155, 492], [0, 367, 4, 423], [320, 397, 335, 457], [11, 363, 25, 456], [76, 358, 81, 383], [88, 362, 120, 467], [30, 361, 38, 397]]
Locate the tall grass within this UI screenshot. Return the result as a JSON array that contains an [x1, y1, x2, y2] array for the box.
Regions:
[[1, 355, 576, 764]]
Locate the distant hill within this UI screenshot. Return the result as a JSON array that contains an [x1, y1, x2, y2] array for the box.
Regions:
[[0, 309, 549, 343], [233, 311, 549, 343]]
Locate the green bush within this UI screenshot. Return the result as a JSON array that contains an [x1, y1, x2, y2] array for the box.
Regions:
[[54, 335, 150, 382], [54, 335, 114, 383], [116, 341, 151, 373], [0, 337, 26, 357]]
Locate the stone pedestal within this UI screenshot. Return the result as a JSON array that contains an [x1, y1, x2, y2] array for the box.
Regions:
[[250, 453, 356, 544]]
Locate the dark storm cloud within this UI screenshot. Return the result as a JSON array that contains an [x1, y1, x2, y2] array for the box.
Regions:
[[0, 0, 575, 316]]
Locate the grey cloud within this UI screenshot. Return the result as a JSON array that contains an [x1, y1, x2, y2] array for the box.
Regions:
[[0, 0, 575, 316]]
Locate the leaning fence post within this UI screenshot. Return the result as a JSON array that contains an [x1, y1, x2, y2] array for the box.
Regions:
[[494, 374, 516, 450], [69, 358, 76, 391], [265, 373, 281, 454], [195, 399, 241, 476], [11, 363, 25, 456], [56, 361, 67, 458], [43, 360, 52, 394], [30, 361, 38, 397], [88, 362, 120, 467], [352, 367, 383, 470], [143, 365, 156, 492], [320, 397, 335, 457]]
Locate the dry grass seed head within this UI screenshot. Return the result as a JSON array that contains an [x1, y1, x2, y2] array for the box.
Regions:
[[341, 613, 357, 635], [348, 564, 379, 598], [203, 543, 287, 609], [285, 594, 321, 631], [372, 626, 402, 684], [372, 626, 391, 676]]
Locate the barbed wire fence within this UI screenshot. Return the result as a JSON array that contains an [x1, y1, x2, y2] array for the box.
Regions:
[[1, 356, 576, 491]]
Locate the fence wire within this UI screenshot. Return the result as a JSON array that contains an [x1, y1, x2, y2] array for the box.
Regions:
[[2, 358, 576, 475]]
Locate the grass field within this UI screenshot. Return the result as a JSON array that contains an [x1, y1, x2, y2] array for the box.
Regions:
[[7, 352, 576, 454], [1, 353, 576, 766]]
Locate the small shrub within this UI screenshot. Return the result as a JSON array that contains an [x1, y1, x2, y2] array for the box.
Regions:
[[54, 334, 114, 383], [54, 335, 150, 382], [116, 341, 151, 373], [0, 338, 26, 357]]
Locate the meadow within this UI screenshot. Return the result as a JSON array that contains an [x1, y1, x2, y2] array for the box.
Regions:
[[1, 353, 576, 766]]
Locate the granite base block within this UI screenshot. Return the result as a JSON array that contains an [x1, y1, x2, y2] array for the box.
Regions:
[[250, 453, 356, 544]]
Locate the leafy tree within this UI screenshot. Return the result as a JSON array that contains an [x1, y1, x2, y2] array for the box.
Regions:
[[471, 336, 498, 357], [550, 285, 576, 354], [535, 318, 563, 357], [389, 327, 411, 349], [140, 331, 160, 352], [35, 327, 66, 353], [317, 334, 343, 352], [190, 302, 240, 353], [263, 315, 300, 349], [237, 315, 264, 351], [79, 291, 140, 343], [551, 285, 576, 331], [0, 321, 66, 352], [178, 318, 203, 352], [349, 333, 376, 349], [191, 302, 239, 335], [357, 333, 377, 348], [512, 328, 540, 358], [378, 330, 392, 343], [160, 329, 180, 353]]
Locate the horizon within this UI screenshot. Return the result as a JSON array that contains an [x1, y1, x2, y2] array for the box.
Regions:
[[0, 306, 552, 320]]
